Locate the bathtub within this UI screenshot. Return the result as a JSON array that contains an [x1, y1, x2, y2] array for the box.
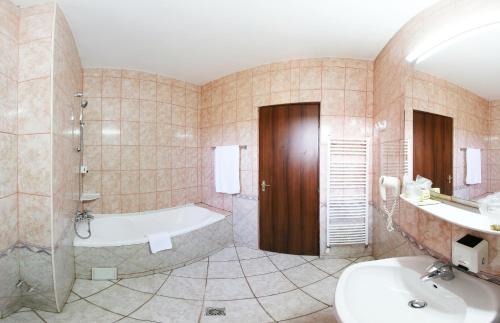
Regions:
[[73, 204, 233, 279]]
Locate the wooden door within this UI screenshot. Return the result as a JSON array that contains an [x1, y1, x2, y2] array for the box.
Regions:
[[413, 110, 453, 195], [259, 103, 320, 256]]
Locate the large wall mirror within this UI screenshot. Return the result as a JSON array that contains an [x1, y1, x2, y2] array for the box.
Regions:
[[405, 23, 500, 204]]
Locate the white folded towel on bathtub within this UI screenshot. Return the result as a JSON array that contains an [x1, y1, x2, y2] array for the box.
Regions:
[[147, 232, 172, 253]]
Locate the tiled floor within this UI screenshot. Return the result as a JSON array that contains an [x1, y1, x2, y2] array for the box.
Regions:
[[1, 246, 374, 323]]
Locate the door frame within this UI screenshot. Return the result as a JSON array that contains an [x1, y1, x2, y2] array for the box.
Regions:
[[257, 102, 321, 255]]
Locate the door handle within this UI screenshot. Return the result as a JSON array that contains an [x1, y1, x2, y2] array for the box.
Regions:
[[448, 175, 453, 184], [261, 180, 271, 192]]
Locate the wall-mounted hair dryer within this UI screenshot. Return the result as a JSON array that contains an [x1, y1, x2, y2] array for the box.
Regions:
[[379, 176, 401, 201], [379, 176, 401, 232]]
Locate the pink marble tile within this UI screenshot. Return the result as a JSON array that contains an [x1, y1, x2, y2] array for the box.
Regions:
[[321, 89, 344, 116], [252, 73, 270, 96], [101, 98, 120, 121], [102, 146, 121, 170], [19, 11, 53, 43], [18, 134, 51, 195], [157, 82, 172, 103], [140, 146, 157, 170], [345, 68, 367, 91], [121, 171, 139, 194], [120, 121, 139, 145], [157, 190, 172, 209], [299, 67, 321, 90], [418, 211, 452, 258], [121, 99, 140, 121], [322, 66, 345, 90], [0, 73, 17, 134], [102, 77, 121, 98], [101, 171, 121, 194], [121, 194, 139, 213], [140, 170, 156, 193], [0, 194, 17, 249], [84, 97, 102, 121], [18, 38, 52, 82], [171, 189, 186, 207], [140, 80, 157, 101], [83, 145, 101, 171], [156, 146, 172, 169], [17, 77, 51, 134], [18, 193, 51, 246], [121, 146, 139, 170], [101, 194, 121, 213], [172, 105, 186, 126], [172, 86, 186, 106], [102, 121, 120, 145], [345, 90, 367, 117], [139, 122, 156, 146], [121, 78, 140, 99]]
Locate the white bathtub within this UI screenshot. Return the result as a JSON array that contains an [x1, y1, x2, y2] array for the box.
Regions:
[[74, 204, 225, 247]]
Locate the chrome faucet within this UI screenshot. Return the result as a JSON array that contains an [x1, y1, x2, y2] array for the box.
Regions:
[[74, 209, 93, 239], [75, 209, 94, 222], [420, 261, 455, 282]]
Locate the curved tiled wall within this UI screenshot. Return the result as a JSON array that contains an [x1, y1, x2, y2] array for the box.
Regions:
[[372, 0, 500, 279]]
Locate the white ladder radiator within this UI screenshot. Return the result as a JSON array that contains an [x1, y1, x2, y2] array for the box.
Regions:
[[327, 139, 369, 246]]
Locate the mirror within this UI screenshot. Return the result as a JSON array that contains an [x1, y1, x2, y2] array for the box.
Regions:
[[405, 23, 500, 204]]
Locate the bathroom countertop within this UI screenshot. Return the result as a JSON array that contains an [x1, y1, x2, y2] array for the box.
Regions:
[[400, 195, 500, 236]]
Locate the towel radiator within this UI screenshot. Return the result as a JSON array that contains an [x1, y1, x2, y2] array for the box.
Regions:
[[327, 138, 369, 246]]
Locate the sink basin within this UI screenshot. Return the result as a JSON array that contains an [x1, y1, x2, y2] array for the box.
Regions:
[[335, 256, 500, 323]]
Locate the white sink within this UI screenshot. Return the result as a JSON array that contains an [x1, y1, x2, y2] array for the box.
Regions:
[[335, 256, 500, 323]]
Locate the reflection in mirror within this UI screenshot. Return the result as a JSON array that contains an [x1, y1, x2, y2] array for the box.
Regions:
[[406, 23, 500, 204]]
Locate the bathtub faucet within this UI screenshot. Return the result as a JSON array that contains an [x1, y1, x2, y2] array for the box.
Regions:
[[74, 209, 93, 239], [75, 209, 94, 222]]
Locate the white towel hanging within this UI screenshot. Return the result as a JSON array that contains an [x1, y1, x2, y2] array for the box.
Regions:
[[214, 145, 240, 194], [465, 148, 481, 185]]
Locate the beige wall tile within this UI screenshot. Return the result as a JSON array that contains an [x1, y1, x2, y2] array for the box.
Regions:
[[0, 133, 17, 198], [101, 98, 120, 121], [102, 77, 121, 98], [18, 193, 51, 246], [18, 134, 51, 195], [18, 38, 52, 82]]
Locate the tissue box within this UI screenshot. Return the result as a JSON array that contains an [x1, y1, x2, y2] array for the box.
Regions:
[[452, 234, 488, 273]]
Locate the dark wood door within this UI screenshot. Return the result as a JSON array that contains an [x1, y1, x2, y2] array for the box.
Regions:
[[259, 103, 320, 256], [413, 110, 453, 195]]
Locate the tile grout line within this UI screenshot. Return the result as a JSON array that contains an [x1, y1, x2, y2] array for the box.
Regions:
[[117, 271, 172, 323], [234, 245, 277, 323], [197, 251, 209, 323], [264, 253, 332, 309]]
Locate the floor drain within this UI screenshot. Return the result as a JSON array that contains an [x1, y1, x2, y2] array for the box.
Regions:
[[408, 299, 427, 309], [205, 307, 226, 316]]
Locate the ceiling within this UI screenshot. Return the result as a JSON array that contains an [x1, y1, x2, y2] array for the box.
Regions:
[[416, 23, 500, 101], [14, 0, 439, 84]]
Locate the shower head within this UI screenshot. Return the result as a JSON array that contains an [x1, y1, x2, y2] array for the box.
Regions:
[[81, 100, 88, 108], [74, 92, 83, 97]]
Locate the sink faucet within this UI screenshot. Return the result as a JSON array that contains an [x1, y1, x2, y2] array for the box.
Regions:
[[420, 261, 455, 282]]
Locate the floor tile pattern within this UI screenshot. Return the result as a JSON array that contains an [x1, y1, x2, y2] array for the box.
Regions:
[[1, 246, 374, 322]]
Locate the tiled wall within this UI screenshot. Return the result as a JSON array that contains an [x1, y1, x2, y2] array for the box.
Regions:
[[405, 70, 490, 201], [200, 58, 374, 257], [0, 1, 82, 315], [0, 0, 20, 317], [51, 5, 82, 310], [490, 100, 500, 193], [372, 0, 500, 278], [200, 58, 374, 207], [16, 3, 58, 311], [81, 69, 201, 213]]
